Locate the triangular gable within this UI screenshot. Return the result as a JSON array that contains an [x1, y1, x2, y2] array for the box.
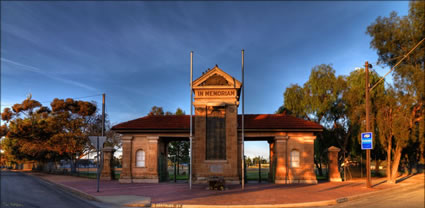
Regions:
[[193, 65, 242, 89]]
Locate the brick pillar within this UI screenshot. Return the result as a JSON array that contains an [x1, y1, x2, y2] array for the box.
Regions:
[[119, 136, 133, 183], [274, 136, 289, 184], [328, 146, 342, 182], [147, 136, 159, 180], [100, 147, 115, 180], [268, 140, 275, 182]]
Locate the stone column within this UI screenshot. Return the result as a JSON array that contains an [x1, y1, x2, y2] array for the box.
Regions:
[[100, 147, 115, 180], [328, 146, 342, 182], [274, 136, 289, 184], [119, 136, 133, 183], [268, 140, 275, 182], [147, 136, 159, 180]]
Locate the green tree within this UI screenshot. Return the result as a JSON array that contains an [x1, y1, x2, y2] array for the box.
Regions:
[[148, 106, 165, 116], [377, 87, 397, 182], [245, 157, 252, 167], [175, 108, 185, 115], [283, 84, 305, 118], [1, 96, 58, 164], [283, 64, 346, 176], [48, 98, 97, 173], [343, 68, 385, 157], [367, 1, 424, 182]]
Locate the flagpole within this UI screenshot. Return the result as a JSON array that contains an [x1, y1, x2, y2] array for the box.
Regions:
[[190, 51, 193, 190], [241, 49, 245, 190]]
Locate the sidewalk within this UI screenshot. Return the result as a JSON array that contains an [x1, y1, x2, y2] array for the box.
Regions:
[[27, 172, 424, 207]]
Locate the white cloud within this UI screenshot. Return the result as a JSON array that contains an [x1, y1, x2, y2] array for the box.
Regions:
[[1, 58, 99, 92]]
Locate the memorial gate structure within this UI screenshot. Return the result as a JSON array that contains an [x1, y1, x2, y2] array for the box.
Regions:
[[112, 66, 323, 184]]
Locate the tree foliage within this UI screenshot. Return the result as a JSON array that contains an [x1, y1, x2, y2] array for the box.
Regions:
[[367, 1, 424, 182], [1, 96, 111, 172], [279, 1, 424, 181]]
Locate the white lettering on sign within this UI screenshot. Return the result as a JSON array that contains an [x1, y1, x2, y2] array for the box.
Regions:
[[197, 90, 235, 97]]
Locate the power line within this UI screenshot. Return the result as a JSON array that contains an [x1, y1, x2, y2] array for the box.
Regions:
[[369, 38, 425, 91]]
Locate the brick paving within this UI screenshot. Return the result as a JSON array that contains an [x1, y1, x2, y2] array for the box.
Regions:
[[28, 172, 422, 205]]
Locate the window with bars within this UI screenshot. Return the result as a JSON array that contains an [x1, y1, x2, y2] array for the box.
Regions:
[[206, 107, 226, 160], [290, 150, 300, 168], [136, 150, 145, 167]]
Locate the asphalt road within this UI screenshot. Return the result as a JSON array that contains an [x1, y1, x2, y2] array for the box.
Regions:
[[0, 170, 114, 208], [329, 183, 425, 208]]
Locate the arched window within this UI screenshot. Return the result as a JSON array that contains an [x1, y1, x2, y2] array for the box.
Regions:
[[136, 150, 145, 167], [290, 150, 300, 168]]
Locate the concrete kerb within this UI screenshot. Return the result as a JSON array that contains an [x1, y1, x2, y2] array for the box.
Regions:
[[150, 200, 338, 208], [143, 181, 424, 208], [25, 171, 424, 208]]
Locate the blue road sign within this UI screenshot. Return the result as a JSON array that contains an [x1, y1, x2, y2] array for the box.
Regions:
[[361, 132, 373, 150]]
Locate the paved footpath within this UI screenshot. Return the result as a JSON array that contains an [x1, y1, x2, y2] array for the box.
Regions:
[[25, 172, 425, 207]]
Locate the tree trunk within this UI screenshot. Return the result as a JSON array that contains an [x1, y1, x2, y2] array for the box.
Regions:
[[387, 137, 392, 183], [374, 155, 378, 176], [390, 143, 403, 183], [376, 159, 382, 176], [173, 159, 176, 183], [177, 147, 180, 175]]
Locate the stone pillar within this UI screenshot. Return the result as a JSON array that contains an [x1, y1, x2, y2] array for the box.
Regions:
[[268, 140, 275, 182], [147, 136, 159, 180], [274, 136, 289, 184], [100, 147, 115, 180], [119, 136, 133, 183], [328, 146, 342, 182]]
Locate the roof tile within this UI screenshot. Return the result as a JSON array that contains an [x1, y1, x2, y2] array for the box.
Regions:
[[112, 114, 322, 131]]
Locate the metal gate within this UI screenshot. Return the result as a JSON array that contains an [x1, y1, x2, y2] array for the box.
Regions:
[[158, 153, 168, 182]]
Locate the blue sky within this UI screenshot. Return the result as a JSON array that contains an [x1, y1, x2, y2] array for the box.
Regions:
[[1, 1, 409, 158]]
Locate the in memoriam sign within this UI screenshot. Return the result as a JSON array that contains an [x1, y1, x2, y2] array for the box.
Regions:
[[197, 90, 236, 97]]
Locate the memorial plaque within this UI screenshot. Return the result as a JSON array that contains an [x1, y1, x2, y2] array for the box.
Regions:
[[206, 107, 226, 160], [209, 164, 223, 173]]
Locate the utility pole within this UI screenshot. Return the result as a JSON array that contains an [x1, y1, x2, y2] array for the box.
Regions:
[[96, 93, 105, 193], [241, 49, 245, 190], [189, 51, 193, 190], [365, 62, 372, 188], [102, 93, 105, 137]]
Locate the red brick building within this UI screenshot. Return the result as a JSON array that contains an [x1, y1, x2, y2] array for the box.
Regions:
[[112, 66, 322, 184]]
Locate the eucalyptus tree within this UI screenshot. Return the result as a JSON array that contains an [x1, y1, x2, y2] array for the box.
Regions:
[[283, 64, 346, 175], [1, 96, 57, 165], [367, 1, 424, 182], [48, 98, 97, 173]]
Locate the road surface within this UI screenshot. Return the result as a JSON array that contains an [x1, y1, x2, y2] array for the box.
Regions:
[[329, 182, 424, 208], [1, 170, 114, 208]]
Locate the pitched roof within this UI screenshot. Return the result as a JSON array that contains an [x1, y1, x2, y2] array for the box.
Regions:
[[112, 114, 323, 132]]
